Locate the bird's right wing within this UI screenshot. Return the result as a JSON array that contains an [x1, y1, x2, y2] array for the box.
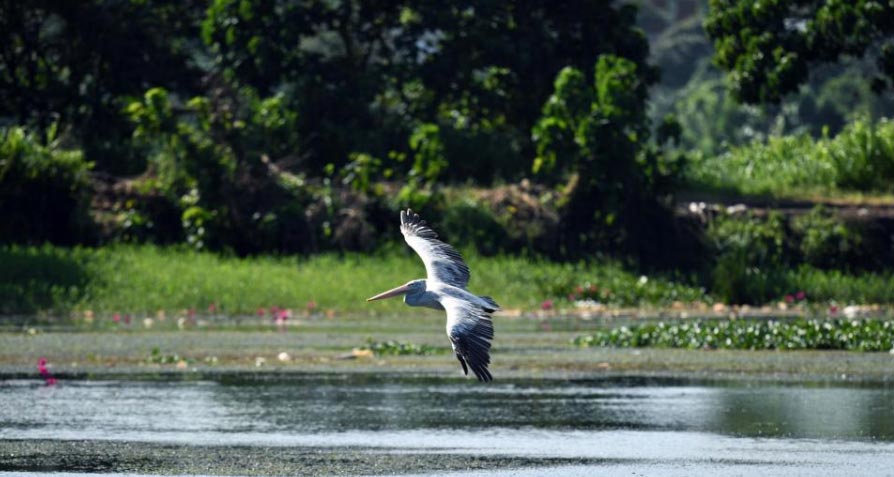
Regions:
[[442, 296, 494, 382], [400, 209, 470, 288]]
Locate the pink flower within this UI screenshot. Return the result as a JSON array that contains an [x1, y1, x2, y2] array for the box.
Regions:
[[208, 303, 217, 313], [541, 299, 554, 311], [256, 307, 266, 317], [306, 301, 317, 312], [113, 313, 121, 323], [784, 294, 794, 303], [575, 286, 583, 294], [567, 293, 576, 301], [796, 291, 806, 301], [37, 357, 56, 386], [829, 305, 839, 315]]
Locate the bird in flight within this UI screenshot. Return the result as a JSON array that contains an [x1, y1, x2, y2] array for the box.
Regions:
[[367, 209, 498, 382]]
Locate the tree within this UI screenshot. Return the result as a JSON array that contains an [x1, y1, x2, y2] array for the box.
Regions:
[[532, 56, 686, 262], [705, 0, 894, 104], [0, 0, 202, 173], [201, 0, 656, 179]]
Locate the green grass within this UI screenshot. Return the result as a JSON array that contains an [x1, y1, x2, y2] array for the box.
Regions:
[[574, 318, 894, 352], [686, 118, 894, 197], [783, 267, 894, 304], [2, 244, 894, 317], [0, 244, 707, 316]]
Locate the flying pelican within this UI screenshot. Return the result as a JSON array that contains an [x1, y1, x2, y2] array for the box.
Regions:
[[367, 209, 499, 382]]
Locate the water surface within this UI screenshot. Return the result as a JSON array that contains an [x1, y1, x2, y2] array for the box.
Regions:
[[2, 375, 894, 475]]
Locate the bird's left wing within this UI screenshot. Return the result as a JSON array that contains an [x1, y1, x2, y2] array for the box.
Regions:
[[442, 296, 494, 382], [400, 209, 470, 288]]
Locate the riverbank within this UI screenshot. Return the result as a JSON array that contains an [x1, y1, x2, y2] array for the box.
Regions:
[[3, 315, 894, 382]]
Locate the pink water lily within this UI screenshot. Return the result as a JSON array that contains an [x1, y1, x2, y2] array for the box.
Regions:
[[37, 357, 56, 386]]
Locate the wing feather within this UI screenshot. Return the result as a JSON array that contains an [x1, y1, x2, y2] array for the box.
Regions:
[[400, 209, 470, 288], [442, 296, 494, 382]]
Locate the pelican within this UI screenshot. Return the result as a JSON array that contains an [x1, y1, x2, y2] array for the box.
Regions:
[[367, 209, 499, 382]]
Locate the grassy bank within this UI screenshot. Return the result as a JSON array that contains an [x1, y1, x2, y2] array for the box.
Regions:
[[3, 244, 894, 318], [0, 244, 709, 316]]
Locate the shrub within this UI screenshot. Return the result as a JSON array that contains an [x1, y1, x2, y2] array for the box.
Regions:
[[707, 212, 790, 304], [790, 206, 862, 269], [439, 200, 509, 256], [686, 118, 894, 195], [0, 127, 94, 244]]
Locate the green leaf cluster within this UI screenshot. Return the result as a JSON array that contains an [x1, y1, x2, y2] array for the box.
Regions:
[[574, 318, 894, 352]]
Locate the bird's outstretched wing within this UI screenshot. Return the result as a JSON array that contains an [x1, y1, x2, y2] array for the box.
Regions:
[[400, 209, 470, 288], [442, 296, 494, 382]]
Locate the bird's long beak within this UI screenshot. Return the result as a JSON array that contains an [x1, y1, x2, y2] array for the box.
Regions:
[[367, 284, 412, 302]]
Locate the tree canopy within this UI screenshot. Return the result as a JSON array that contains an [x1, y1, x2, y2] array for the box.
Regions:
[[705, 0, 894, 104]]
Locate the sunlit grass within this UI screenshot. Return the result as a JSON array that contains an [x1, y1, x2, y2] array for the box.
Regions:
[[2, 244, 704, 315], [3, 244, 894, 317], [686, 118, 894, 197]]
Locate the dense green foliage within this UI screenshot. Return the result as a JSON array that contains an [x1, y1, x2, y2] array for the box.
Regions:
[[1, 0, 679, 260], [0, 127, 94, 244], [574, 318, 894, 352], [533, 56, 685, 259], [687, 118, 894, 195], [705, 0, 894, 103], [705, 208, 894, 304], [2, 0, 894, 312]]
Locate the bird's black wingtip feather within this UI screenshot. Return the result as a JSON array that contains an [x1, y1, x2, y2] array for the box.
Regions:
[[474, 367, 493, 382]]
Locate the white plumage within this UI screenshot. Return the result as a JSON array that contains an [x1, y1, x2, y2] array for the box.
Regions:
[[367, 209, 498, 382]]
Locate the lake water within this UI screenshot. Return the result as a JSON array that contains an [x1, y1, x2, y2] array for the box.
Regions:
[[2, 375, 894, 476]]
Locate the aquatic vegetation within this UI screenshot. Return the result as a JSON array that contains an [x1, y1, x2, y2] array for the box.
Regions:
[[361, 339, 443, 356], [145, 347, 189, 365], [574, 318, 894, 352]]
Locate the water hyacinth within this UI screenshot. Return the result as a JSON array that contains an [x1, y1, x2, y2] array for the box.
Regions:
[[362, 339, 441, 356], [573, 318, 894, 352]]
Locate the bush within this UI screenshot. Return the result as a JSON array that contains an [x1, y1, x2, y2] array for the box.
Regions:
[[707, 212, 790, 304], [790, 206, 862, 269], [0, 127, 94, 245], [828, 118, 894, 190], [686, 118, 894, 195], [438, 200, 510, 256]]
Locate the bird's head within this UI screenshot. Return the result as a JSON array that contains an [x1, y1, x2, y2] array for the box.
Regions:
[[366, 279, 426, 302]]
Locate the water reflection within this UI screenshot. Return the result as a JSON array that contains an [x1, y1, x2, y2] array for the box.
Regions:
[[1, 376, 893, 443]]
